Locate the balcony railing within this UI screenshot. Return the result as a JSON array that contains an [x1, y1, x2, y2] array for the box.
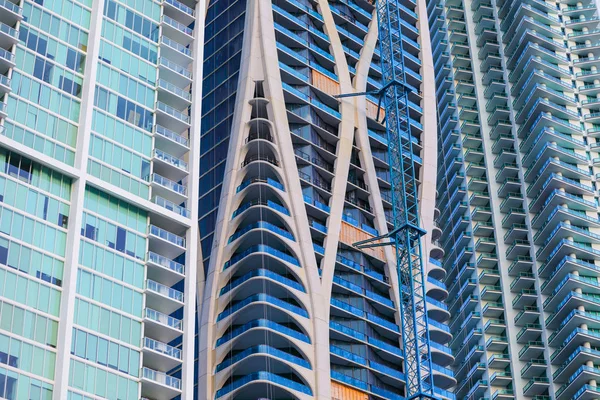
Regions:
[[147, 279, 184, 302], [152, 173, 187, 195], [154, 148, 188, 170], [219, 268, 305, 295], [161, 36, 191, 57], [217, 293, 309, 321], [142, 367, 181, 389], [145, 308, 183, 330], [154, 196, 190, 218], [156, 101, 190, 123], [224, 244, 299, 268], [150, 224, 186, 247], [162, 15, 193, 36], [216, 371, 312, 397], [0, 0, 22, 14], [148, 251, 185, 274], [158, 79, 191, 101], [143, 337, 182, 359], [155, 124, 189, 147], [163, 0, 194, 16]]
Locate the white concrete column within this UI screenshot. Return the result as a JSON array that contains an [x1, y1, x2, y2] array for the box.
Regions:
[[53, 0, 106, 396]]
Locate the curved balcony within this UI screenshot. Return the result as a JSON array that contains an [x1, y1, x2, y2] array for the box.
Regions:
[[334, 254, 390, 287], [428, 257, 446, 280], [236, 176, 285, 194], [216, 344, 311, 373], [546, 291, 600, 329], [215, 371, 313, 399], [430, 341, 455, 366], [216, 319, 311, 348], [523, 143, 587, 173], [429, 318, 453, 344], [220, 268, 305, 296], [551, 327, 600, 363], [217, 293, 308, 322], [535, 221, 600, 260], [543, 273, 600, 305], [553, 346, 600, 383], [431, 362, 456, 388], [529, 188, 597, 216], [427, 296, 451, 322], [539, 255, 600, 287], [427, 276, 449, 301], [526, 161, 590, 197], [224, 244, 300, 273], [228, 221, 294, 245], [541, 240, 600, 275], [233, 199, 290, 221]]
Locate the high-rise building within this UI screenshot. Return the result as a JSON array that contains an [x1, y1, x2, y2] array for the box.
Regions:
[[429, 0, 600, 397], [0, 0, 201, 397], [196, 0, 454, 399]]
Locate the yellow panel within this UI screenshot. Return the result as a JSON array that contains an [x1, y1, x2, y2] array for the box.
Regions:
[[311, 69, 341, 96], [366, 99, 385, 121], [331, 380, 369, 400], [340, 221, 386, 260]]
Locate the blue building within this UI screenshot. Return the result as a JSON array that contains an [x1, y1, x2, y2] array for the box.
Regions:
[[196, 0, 452, 399]]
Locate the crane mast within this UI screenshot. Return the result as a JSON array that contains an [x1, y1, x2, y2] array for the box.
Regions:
[[350, 0, 439, 398]]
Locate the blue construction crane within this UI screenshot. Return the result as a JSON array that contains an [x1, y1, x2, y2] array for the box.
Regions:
[[337, 0, 439, 398]]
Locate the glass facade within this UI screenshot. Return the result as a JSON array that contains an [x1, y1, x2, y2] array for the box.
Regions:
[[0, 0, 199, 396], [196, 0, 451, 399], [429, 0, 600, 397], [0, 150, 65, 400], [198, 0, 245, 275]]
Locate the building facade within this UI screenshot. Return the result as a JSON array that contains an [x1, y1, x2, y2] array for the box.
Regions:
[[196, 0, 453, 399], [0, 0, 201, 397], [429, 0, 600, 397]]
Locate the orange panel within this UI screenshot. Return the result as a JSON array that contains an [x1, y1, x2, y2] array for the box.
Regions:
[[311, 70, 341, 96], [331, 380, 369, 400], [366, 99, 385, 121], [340, 221, 386, 260]]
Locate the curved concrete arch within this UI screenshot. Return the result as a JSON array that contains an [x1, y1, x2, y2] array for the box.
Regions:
[[199, 1, 324, 397], [198, 1, 444, 399]]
